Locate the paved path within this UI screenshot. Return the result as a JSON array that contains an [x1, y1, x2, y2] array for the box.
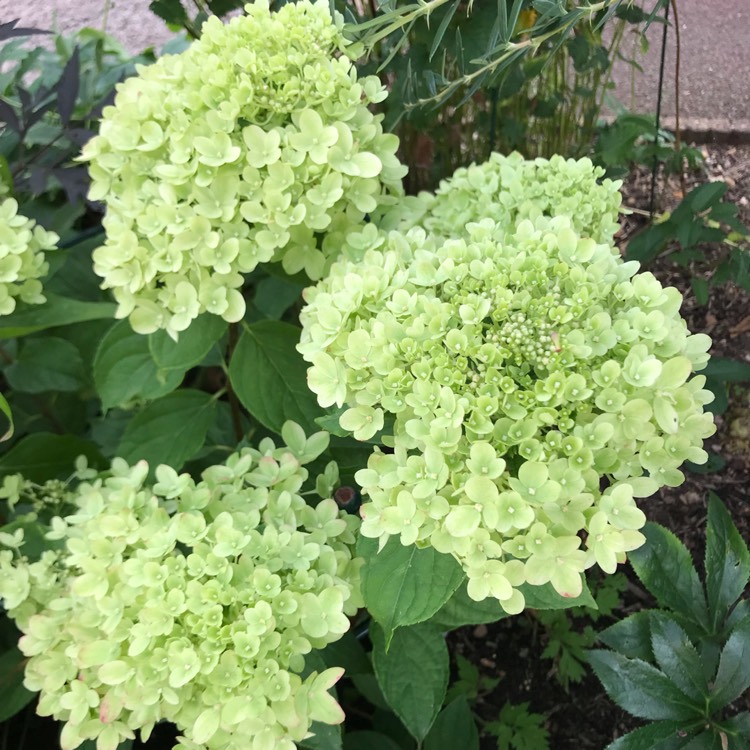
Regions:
[[1, 0, 748, 138]]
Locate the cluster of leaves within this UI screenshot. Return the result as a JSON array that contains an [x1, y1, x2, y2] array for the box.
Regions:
[[0, 424, 361, 750], [588, 494, 750, 748]]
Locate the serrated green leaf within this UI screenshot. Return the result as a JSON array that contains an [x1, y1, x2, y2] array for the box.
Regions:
[[5, 337, 85, 394], [710, 615, 750, 711], [229, 321, 323, 435], [94, 320, 183, 410], [371, 622, 449, 742], [0, 647, 33, 722], [705, 493, 750, 633], [606, 720, 697, 750], [431, 581, 510, 629], [0, 294, 115, 338], [587, 650, 702, 721], [148, 314, 226, 373], [629, 523, 710, 631], [358, 535, 464, 644], [0, 433, 105, 482], [117, 390, 216, 470], [424, 697, 479, 750], [598, 611, 654, 661], [650, 613, 709, 702]]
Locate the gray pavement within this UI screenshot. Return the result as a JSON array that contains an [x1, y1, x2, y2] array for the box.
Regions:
[[0, 0, 748, 139]]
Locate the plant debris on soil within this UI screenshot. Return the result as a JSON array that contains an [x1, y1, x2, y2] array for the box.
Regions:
[[451, 142, 750, 749]]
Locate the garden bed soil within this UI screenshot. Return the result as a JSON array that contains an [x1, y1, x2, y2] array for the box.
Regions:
[[453, 143, 750, 748]]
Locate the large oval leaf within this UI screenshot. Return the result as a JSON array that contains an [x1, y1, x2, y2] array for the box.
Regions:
[[228, 321, 323, 434], [0, 294, 115, 339], [0, 433, 105, 482]]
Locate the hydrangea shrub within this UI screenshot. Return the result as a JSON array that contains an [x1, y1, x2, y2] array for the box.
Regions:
[[0, 423, 362, 750], [299, 216, 715, 613], [0, 198, 58, 315], [80, 0, 406, 338], [380, 152, 623, 245]]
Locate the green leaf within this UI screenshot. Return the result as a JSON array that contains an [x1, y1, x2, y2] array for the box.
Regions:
[[229, 321, 324, 434], [629, 523, 710, 631], [0, 392, 13, 441], [705, 493, 750, 632], [5, 337, 85, 393], [358, 535, 464, 644], [94, 320, 183, 410], [709, 614, 750, 711], [252, 276, 303, 320], [117, 390, 216, 470], [701, 358, 750, 383], [342, 731, 402, 750], [650, 613, 709, 702], [424, 697, 479, 750], [431, 581, 510, 629], [0, 294, 115, 338], [319, 631, 371, 676], [0, 433, 105, 482], [299, 722, 342, 750], [371, 622, 449, 742], [606, 720, 697, 749], [0, 647, 34, 722], [587, 650, 702, 721], [598, 611, 654, 661], [521, 578, 596, 610], [148, 314, 226, 374], [687, 182, 727, 212], [691, 277, 709, 306]]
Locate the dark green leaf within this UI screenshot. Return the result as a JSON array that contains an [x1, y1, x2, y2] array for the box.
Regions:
[[606, 720, 697, 749], [705, 493, 750, 633], [299, 722, 342, 750], [56, 46, 80, 125], [429, 0, 461, 61], [0, 294, 115, 339], [5, 337, 85, 393], [587, 650, 702, 720], [0, 647, 34, 722], [629, 523, 710, 631], [148, 314, 226, 373], [117, 390, 216, 470], [710, 615, 750, 711], [229, 321, 323, 435], [149, 0, 189, 25], [626, 224, 673, 264], [94, 321, 183, 410], [687, 182, 727, 212], [424, 697, 479, 750], [342, 731, 402, 750], [358, 535, 464, 644], [703, 378, 728, 416], [252, 276, 303, 320], [431, 581, 510, 629], [650, 613, 709, 701], [598, 611, 654, 661], [371, 622, 449, 742], [701, 358, 750, 383], [0, 433, 105, 482], [319, 631, 371, 676], [691, 277, 710, 306]]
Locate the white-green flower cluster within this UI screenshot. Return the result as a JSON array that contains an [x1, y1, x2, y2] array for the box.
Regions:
[[0, 423, 362, 750], [0, 198, 57, 315], [299, 217, 715, 614], [81, 0, 406, 339], [380, 152, 622, 246]]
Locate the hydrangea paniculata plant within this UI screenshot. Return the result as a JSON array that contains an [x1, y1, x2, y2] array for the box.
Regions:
[[0, 423, 362, 750], [380, 152, 623, 245], [299, 217, 715, 614], [0, 197, 57, 315], [81, 0, 406, 338]]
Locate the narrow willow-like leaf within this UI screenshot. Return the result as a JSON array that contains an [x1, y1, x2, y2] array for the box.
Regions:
[[0, 392, 13, 441]]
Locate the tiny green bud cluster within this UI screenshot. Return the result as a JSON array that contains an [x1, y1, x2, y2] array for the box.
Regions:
[[0, 423, 362, 750], [81, 0, 406, 339], [0, 197, 57, 315], [381, 152, 622, 245], [299, 216, 715, 613]]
